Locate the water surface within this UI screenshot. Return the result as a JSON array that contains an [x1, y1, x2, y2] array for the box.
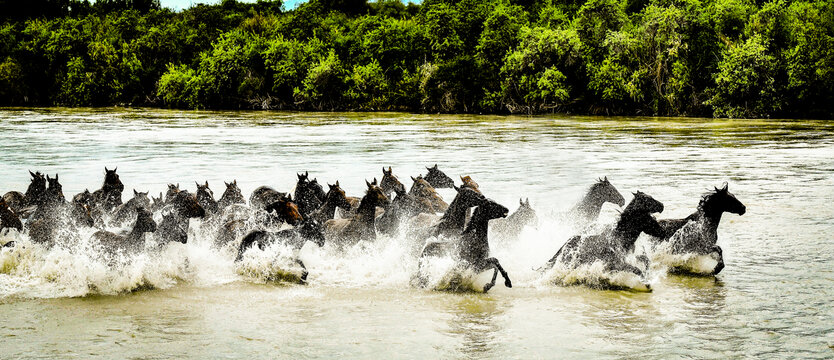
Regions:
[[1, 108, 832, 358]]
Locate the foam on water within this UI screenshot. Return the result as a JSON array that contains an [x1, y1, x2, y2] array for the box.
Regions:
[[0, 207, 668, 298]]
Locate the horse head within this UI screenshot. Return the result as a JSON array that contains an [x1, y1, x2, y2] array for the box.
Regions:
[[25, 170, 47, 204], [129, 189, 151, 209], [460, 175, 480, 192], [424, 164, 455, 189], [702, 182, 746, 217], [327, 181, 352, 210], [170, 191, 205, 219], [166, 183, 181, 202], [365, 179, 390, 209], [45, 174, 65, 203], [592, 176, 625, 207], [103, 167, 124, 193], [380, 166, 406, 196], [134, 206, 157, 233], [265, 197, 303, 226]]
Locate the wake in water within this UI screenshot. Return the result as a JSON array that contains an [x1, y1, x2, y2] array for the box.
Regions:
[[0, 167, 746, 298]]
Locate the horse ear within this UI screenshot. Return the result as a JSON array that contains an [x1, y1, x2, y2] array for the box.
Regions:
[[604, 176, 608, 182], [335, 180, 340, 187], [55, 174, 58, 181], [305, 171, 309, 177], [373, 178, 378, 185], [29, 170, 35, 177], [134, 189, 139, 196], [113, 167, 117, 172], [195, 181, 200, 188], [526, 198, 530, 205], [520, 198, 524, 205], [224, 181, 229, 187], [366, 180, 372, 188], [453, 185, 460, 192], [388, 166, 392, 173], [233, 179, 237, 185], [411, 176, 416, 181], [721, 182, 728, 192], [460, 175, 465, 181], [205, 181, 209, 188], [104, 167, 109, 173]]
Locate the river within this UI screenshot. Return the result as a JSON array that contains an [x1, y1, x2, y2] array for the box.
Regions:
[[1, 108, 832, 358]]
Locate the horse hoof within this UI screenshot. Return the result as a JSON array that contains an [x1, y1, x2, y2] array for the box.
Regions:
[[483, 283, 494, 293], [713, 262, 724, 275], [504, 279, 513, 288], [2, 241, 15, 248]]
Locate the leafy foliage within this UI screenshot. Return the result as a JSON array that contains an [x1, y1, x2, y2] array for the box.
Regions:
[[0, 0, 832, 118]]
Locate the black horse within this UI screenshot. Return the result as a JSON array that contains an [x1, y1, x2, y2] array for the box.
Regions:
[[424, 164, 455, 189], [153, 191, 205, 245], [416, 198, 512, 293], [217, 180, 245, 211], [92, 207, 157, 254], [567, 177, 625, 228], [543, 191, 664, 284], [236, 219, 326, 283], [293, 172, 326, 218], [196, 181, 220, 215], [0, 197, 22, 234], [410, 187, 487, 241], [91, 167, 124, 213], [250, 186, 288, 211], [28, 174, 93, 245], [110, 190, 151, 226], [651, 183, 746, 275]]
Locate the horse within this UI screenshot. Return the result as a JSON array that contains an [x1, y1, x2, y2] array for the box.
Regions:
[[165, 184, 181, 203], [92, 207, 157, 254], [17, 170, 47, 213], [490, 198, 538, 242], [110, 190, 151, 226], [264, 196, 304, 226], [27, 174, 92, 245], [250, 186, 287, 211], [424, 164, 455, 189], [236, 219, 326, 283], [2, 191, 25, 216], [415, 198, 512, 293], [0, 197, 23, 234], [459, 176, 480, 192], [566, 177, 625, 229], [408, 187, 487, 242], [375, 186, 433, 236], [293, 172, 326, 218], [153, 191, 205, 245], [91, 167, 124, 213], [409, 176, 448, 213], [150, 192, 165, 212], [651, 183, 746, 275], [542, 191, 665, 286], [309, 181, 352, 223], [324, 180, 390, 248], [380, 167, 406, 198], [217, 180, 245, 210], [196, 181, 219, 215]]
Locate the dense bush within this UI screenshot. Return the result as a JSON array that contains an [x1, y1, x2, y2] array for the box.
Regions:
[[0, 0, 832, 118]]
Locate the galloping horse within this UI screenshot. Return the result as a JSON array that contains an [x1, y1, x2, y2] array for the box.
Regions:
[[0, 197, 22, 233], [324, 180, 390, 248], [92, 167, 124, 213], [409, 176, 448, 213], [236, 219, 326, 283], [93, 207, 157, 254], [424, 164, 455, 189], [196, 181, 219, 215], [567, 177, 625, 229], [309, 182, 352, 223], [293, 172, 326, 218], [457, 198, 513, 292], [154, 191, 205, 245], [217, 180, 245, 211], [651, 183, 746, 275], [543, 191, 664, 281], [490, 198, 538, 242], [380, 167, 406, 198]]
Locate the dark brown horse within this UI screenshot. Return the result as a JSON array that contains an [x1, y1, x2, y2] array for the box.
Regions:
[[380, 167, 406, 198], [457, 199, 512, 292], [264, 196, 304, 226], [309, 181, 352, 223], [250, 186, 288, 211], [409, 176, 448, 213], [293, 172, 326, 218], [324, 180, 390, 248], [236, 219, 326, 283]]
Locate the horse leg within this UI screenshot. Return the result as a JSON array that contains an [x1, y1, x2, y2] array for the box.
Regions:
[[295, 259, 309, 283], [483, 266, 498, 293], [712, 245, 725, 275], [486, 257, 512, 288]]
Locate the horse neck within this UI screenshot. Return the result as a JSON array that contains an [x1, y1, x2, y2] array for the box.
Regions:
[[356, 195, 378, 223], [318, 195, 341, 220], [439, 192, 467, 223], [612, 211, 645, 250], [576, 189, 606, 218]]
